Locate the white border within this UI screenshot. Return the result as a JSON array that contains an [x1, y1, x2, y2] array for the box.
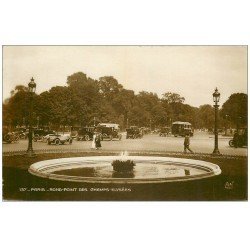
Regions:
[[1, 1, 249, 250]]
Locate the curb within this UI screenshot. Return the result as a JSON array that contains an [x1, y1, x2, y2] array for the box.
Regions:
[[2, 148, 247, 160]]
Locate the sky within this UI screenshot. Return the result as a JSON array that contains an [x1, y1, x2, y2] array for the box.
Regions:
[[3, 46, 247, 107]]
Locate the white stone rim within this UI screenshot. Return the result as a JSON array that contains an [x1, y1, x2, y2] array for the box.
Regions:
[[28, 156, 222, 184]]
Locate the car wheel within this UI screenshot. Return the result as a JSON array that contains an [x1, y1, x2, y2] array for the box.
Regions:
[[33, 134, 39, 141], [69, 139, 72, 144], [4, 134, 11, 143], [14, 135, 20, 142], [55, 138, 60, 145], [85, 135, 90, 141], [20, 134, 25, 140], [229, 140, 234, 147]]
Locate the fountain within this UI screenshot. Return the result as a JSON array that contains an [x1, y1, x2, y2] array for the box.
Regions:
[[28, 152, 221, 184]]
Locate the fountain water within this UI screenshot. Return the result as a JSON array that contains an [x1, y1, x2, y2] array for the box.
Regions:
[[112, 151, 135, 173], [28, 152, 221, 184]]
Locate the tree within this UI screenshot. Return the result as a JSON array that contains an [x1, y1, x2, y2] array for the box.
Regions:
[[161, 92, 186, 124], [67, 74, 102, 126], [4, 71, 246, 132], [10, 85, 29, 97], [162, 92, 185, 104], [66, 72, 88, 87], [134, 91, 160, 126], [112, 89, 135, 128], [4, 85, 30, 127], [136, 91, 159, 112], [151, 104, 168, 127], [196, 104, 214, 130], [128, 106, 149, 127], [98, 76, 123, 100], [221, 93, 247, 128]]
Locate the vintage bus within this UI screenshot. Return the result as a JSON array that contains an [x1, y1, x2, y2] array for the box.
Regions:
[[171, 121, 193, 137]]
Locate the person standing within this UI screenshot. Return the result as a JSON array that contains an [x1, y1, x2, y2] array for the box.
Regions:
[[184, 134, 194, 153], [91, 132, 97, 149], [95, 132, 102, 150], [233, 131, 239, 148]]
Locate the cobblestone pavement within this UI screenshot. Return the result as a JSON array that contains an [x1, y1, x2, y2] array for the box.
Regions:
[[2, 131, 247, 156]]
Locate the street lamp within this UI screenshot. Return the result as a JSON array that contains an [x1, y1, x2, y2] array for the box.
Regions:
[[212, 87, 221, 155], [26, 77, 36, 157]]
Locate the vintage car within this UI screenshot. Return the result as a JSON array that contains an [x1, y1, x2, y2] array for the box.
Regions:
[[14, 127, 29, 139], [96, 123, 122, 141], [70, 126, 81, 139], [126, 126, 143, 139], [76, 127, 95, 141], [33, 128, 56, 141], [229, 128, 247, 148], [159, 127, 171, 137], [140, 127, 151, 135], [3, 129, 20, 143], [42, 133, 57, 142], [47, 134, 72, 145]]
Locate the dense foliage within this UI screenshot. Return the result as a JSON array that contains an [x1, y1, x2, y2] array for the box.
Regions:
[[220, 93, 248, 129], [3, 72, 247, 130]]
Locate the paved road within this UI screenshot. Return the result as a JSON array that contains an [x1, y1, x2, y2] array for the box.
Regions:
[[3, 131, 247, 156]]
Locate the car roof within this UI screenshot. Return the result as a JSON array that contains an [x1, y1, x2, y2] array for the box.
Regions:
[[172, 121, 191, 125]]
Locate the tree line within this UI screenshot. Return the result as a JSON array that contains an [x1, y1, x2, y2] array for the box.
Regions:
[[3, 72, 247, 131]]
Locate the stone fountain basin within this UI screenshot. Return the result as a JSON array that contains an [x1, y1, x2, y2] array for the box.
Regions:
[[28, 156, 221, 184]]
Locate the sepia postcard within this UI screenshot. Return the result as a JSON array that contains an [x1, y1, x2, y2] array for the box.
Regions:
[[2, 45, 248, 201]]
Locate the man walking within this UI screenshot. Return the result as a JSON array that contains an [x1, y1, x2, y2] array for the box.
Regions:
[[184, 134, 194, 153]]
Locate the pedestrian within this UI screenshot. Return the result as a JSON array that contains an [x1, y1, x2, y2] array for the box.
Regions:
[[91, 131, 97, 149], [95, 132, 102, 150], [233, 131, 239, 148], [184, 134, 194, 153]]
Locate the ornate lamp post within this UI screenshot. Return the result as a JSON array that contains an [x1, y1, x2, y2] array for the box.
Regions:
[[26, 77, 36, 157], [212, 87, 221, 155]]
